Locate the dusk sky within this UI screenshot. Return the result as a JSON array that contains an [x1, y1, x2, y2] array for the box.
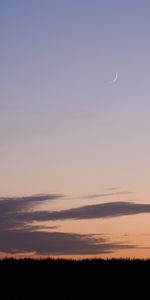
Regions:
[[1, 1, 150, 258]]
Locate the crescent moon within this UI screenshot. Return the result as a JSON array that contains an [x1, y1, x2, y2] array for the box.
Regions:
[[111, 72, 118, 83]]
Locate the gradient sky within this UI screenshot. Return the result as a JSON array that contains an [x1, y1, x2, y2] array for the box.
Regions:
[[1, 0, 150, 258]]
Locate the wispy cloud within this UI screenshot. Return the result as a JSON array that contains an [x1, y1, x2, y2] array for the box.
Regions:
[[0, 194, 63, 206], [83, 191, 132, 199], [104, 187, 120, 191]]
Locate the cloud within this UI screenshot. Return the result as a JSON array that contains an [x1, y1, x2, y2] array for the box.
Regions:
[[83, 191, 132, 199], [25, 201, 150, 222], [2, 196, 150, 228], [0, 194, 63, 231], [0, 230, 135, 255], [105, 187, 120, 191], [0, 194, 63, 208], [0, 195, 139, 256]]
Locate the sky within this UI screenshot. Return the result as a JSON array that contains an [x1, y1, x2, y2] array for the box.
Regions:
[[1, 0, 150, 259]]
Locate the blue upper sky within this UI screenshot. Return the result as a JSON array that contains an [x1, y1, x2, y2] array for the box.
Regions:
[[0, 0, 150, 197]]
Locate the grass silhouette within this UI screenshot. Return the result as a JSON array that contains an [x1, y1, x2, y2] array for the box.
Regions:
[[0, 258, 149, 299]]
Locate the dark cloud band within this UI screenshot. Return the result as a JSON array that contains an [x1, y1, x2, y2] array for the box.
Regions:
[[0, 231, 135, 256], [25, 201, 150, 222], [0, 195, 148, 256]]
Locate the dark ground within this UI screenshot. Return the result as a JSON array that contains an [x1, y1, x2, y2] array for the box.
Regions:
[[0, 258, 150, 299]]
